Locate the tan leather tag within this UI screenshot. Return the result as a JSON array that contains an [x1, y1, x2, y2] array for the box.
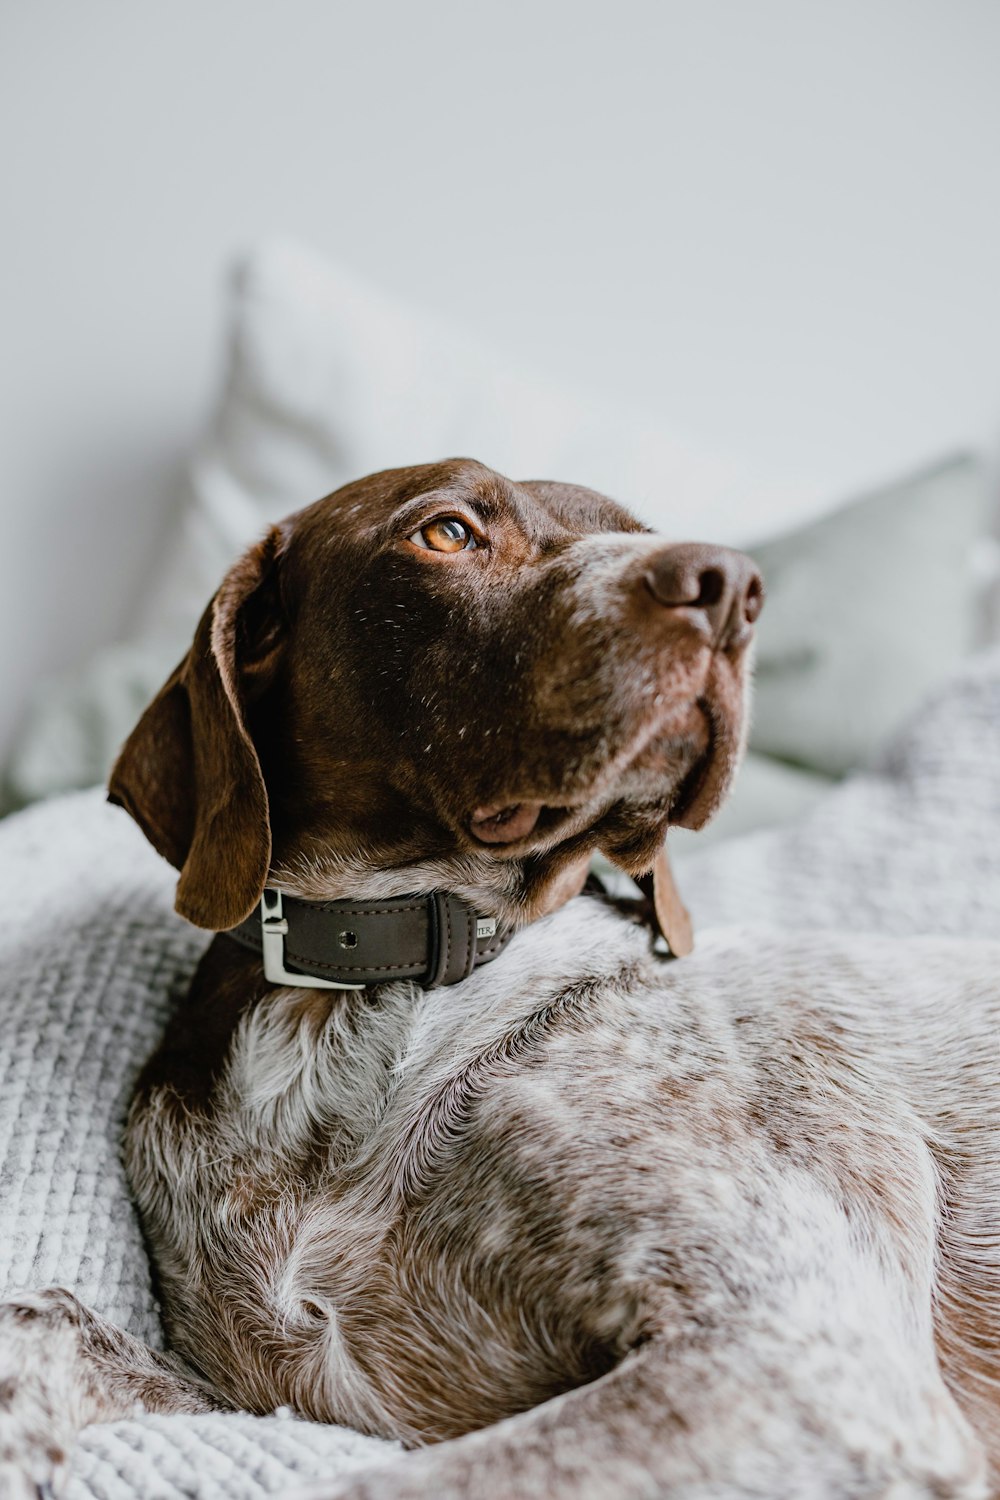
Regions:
[[652, 842, 694, 957]]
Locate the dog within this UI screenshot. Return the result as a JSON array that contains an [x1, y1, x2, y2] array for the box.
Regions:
[[2, 457, 1000, 1500]]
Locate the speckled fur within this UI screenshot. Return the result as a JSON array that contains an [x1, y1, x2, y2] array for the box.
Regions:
[[125, 914, 999, 1500], [3, 461, 999, 1500]]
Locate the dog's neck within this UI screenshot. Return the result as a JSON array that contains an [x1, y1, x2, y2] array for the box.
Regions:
[[268, 845, 594, 930], [258, 706, 615, 928]]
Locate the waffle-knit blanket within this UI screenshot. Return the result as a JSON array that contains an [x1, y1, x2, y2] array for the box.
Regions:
[[1, 647, 998, 1497]]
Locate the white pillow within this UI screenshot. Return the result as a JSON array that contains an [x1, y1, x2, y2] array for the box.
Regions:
[[133, 239, 814, 649]]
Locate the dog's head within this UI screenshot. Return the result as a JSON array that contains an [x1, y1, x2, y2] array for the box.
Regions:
[[110, 459, 762, 932]]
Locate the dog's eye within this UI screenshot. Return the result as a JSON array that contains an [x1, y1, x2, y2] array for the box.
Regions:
[[410, 517, 478, 553]]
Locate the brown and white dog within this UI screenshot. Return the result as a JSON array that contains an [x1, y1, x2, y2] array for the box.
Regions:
[[2, 458, 1000, 1499]]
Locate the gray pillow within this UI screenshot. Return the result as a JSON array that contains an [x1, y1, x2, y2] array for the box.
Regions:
[[748, 454, 994, 778], [670, 751, 834, 857]]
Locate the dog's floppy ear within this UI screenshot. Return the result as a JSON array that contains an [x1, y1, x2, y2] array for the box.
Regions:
[[634, 841, 694, 958], [649, 841, 694, 957], [109, 528, 286, 931]]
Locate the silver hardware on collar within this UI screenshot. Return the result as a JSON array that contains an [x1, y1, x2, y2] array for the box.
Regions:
[[261, 888, 365, 991], [476, 917, 498, 940]]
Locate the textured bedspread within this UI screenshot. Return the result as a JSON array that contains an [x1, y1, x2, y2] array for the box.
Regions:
[[1, 647, 998, 1498]]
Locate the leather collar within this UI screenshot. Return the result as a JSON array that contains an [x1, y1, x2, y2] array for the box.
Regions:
[[223, 887, 512, 991]]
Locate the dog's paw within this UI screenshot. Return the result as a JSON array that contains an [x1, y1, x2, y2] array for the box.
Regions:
[[0, 1386, 70, 1499], [0, 1447, 65, 1500], [0, 1291, 83, 1499], [0, 1290, 86, 1346]]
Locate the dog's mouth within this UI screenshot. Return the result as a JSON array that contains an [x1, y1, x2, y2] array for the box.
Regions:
[[468, 693, 736, 848], [664, 700, 740, 830], [469, 795, 608, 846], [666, 739, 714, 827], [469, 799, 555, 845], [468, 754, 712, 850]]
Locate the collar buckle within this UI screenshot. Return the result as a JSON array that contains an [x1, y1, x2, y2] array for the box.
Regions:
[[260, 888, 366, 991]]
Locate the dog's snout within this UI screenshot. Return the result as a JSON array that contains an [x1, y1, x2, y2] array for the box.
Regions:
[[644, 544, 763, 647]]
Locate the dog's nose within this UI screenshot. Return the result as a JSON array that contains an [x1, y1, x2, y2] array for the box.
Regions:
[[644, 544, 764, 647]]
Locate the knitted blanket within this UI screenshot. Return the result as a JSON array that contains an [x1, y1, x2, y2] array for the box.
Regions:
[[1, 647, 998, 1498]]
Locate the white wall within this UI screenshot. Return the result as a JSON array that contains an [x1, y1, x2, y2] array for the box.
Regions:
[[2, 0, 999, 756]]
